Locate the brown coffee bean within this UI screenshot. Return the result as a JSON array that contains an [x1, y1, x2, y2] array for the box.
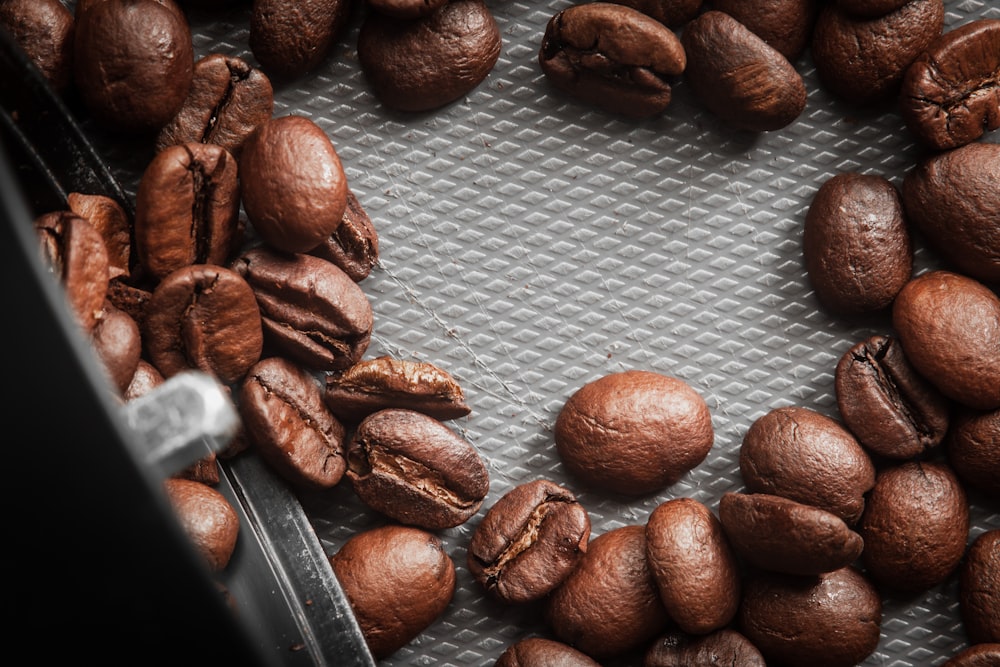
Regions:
[[239, 115, 349, 254], [467, 479, 590, 604], [249, 0, 354, 80], [156, 53, 274, 157], [901, 142, 1000, 284], [239, 356, 347, 489], [681, 10, 806, 132], [718, 492, 864, 576], [346, 408, 490, 529], [709, 0, 820, 61], [134, 143, 241, 282], [803, 172, 912, 315], [605, 0, 701, 28], [835, 334, 951, 460], [324, 355, 470, 424], [644, 628, 767, 667], [0, 0, 75, 94], [67, 192, 131, 280], [739, 405, 875, 524], [645, 498, 740, 634], [900, 19, 1000, 150], [554, 370, 714, 496], [232, 246, 373, 371], [163, 477, 239, 572], [944, 644, 1000, 667], [495, 637, 602, 667], [174, 453, 221, 486], [960, 529, 1000, 644], [330, 524, 455, 660], [123, 359, 166, 403], [308, 189, 380, 282], [892, 270, 1000, 411], [545, 525, 671, 660], [858, 460, 969, 592], [947, 407, 1000, 499], [143, 264, 263, 385], [358, 0, 501, 112], [91, 300, 142, 396], [810, 0, 944, 104], [538, 2, 686, 118], [738, 567, 882, 667]]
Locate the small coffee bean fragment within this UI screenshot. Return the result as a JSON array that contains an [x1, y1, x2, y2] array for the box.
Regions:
[[709, 0, 820, 61], [946, 408, 1000, 499], [0, 0, 75, 94], [959, 529, 1000, 644], [163, 477, 239, 572], [944, 644, 1000, 667], [308, 189, 380, 282], [249, 0, 354, 80], [495, 637, 601, 667], [644, 628, 767, 667]]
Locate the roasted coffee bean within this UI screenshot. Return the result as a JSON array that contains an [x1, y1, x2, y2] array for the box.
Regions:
[[718, 492, 864, 576], [239, 356, 347, 489], [944, 644, 1000, 667], [105, 277, 152, 333], [738, 567, 882, 667], [156, 53, 274, 157], [368, 0, 449, 20], [346, 408, 490, 529], [739, 405, 875, 524], [538, 2, 685, 119], [901, 142, 1000, 284], [708, 0, 820, 61], [73, 0, 194, 133], [163, 477, 239, 572], [91, 300, 142, 396], [892, 270, 1000, 411], [545, 524, 671, 660], [239, 114, 349, 254], [834, 334, 950, 460], [858, 460, 969, 592], [358, 0, 501, 112], [803, 172, 912, 316], [143, 264, 263, 385], [605, 0, 701, 29], [123, 359, 165, 403], [946, 407, 1000, 499], [249, 0, 354, 80], [67, 192, 131, 280], [960, 530, 1000, 644], [645, 497, 740, 634], [810, 0, 944, 104], [330, 524, 455, 660], [0, 0, 75, 94], [324, 355, 470, 424], [467, 479, 590, 604], [134, 143, 240, 282], [644, 629, 767, 667], [554, 370, 714, 496], [308, 189, 379, 282], [900, 18, 1000, 150], [34, 210, 110, 334], [495, 637, 602, 667], [232, 246, 373, 372]]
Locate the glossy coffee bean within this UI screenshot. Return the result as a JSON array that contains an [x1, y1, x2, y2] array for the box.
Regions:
[[67, 192, 131, 280], [960, 529, 1000, 645], [249, 0, 354, 80], [308, 189, 380, 282], [708, 0, 820, 61], [163, 477, 239, 572], [0, 0, 75, 94], [91, 300, 142, 396], [947, 407, 1000, 499], [644, 629, 767, 667]]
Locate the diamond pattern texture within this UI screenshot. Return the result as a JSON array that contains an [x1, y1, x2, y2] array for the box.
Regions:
[[89, 1, 1000, 665]]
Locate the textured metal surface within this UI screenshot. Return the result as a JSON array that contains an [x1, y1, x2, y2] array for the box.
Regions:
[[90, 1, 1000, 665]]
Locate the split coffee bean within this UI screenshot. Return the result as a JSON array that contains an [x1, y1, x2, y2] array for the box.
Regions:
[[163, 477, 239, 572], [495, 637, 601, 667], [0, 0, 75, 94], [946, 407, 1000, 499], [959, 529, 1000, 644], [707, 0, 820, 61], [308, 189, 380, 283], [644, 629, 767, 667], [249, 0, 354, 80]]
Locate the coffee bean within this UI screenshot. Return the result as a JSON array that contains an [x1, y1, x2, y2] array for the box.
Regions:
[[105, 277, 152, 334], [467, 478, 590, 604], [604, 0, 701, 29], [91, 300, 142, 396], [834, 334, 950, 460], [123, 359, 165, 403], [946, 407, 1000, 499], [644, 628, 767, 667], [709, 0, 820, 61], [249, 0, 354, 80], [232, 246, 373, 371], [308, 189, 380, 282], [495, 637, 601, 667], [944, 644, 1000, 667], [538, 2, 685, 119], [0, 0, 75, 94], [67, 192, 131, 280], [346, 408, 490, 529], [960, 529, 1000, 644], [163, 477, 239, 572]]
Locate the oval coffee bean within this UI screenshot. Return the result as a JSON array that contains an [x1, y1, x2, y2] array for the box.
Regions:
[[947, 407, 1000, 499], [708, 0, 820, 61], [330, 524, 455, 660], [892, 270, 1000, 411], [91, 300, 142, 396], [0, 0, 75, 94], [900, 19, 1000, 151], [803, 172, 912, 315], [308, 189, 380, 282], [644, 628, 767, 667], [538, 2, 686, 119], [495, 637, 601, 667], [960, 529, 1000, 645], [249, 0, 354, 80], [163, 477, 239, 572], [346, 408, 490, 530], [858, 460, 969, 592], [682, 10, 806, 132], [834, 334, 950, 460], [944, 644, 1000, 667], [468, 479, 590, 604]]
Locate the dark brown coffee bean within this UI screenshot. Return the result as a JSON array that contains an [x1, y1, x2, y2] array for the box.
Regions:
[[239, 114, 349, 254], [468, 479, 590, 604], [163, 477, 239, 572], [67, 192, 131, 280], [0, 0, 75, 94], [892, 270, 1000, 411], [947, 407, 1000, 499], [308, 189, 380, 282], [803, 172, 912, 315], [123, 359, 166, 403], [249, 0, 353, 80], [718, 492, 864, 576], [34, 210, 110, 334], [858, 460, 969, 592], [738, 567, 882, 667], [173, 453, 221, 486], [135, 143, 241, 282], [960, 529, 1000, 644], [496, 637, 602, 667], [105, 277, 152, 333], [324, 355, 470, 424], [901, 142, 1000, 284], [232, 246, 373, 371], [644, 629, 767, 667], [91, 300, 142, 396], [645, 498, 740, 634], [709, 0, 820, 61], [739, 406, 875, 524], [368, 0, 449, 20], [811, 0, 944, 104], [330, 524, 455, 660], [346, 408, 490, 529], [545, 525, 671, 660], [155, 53, 274, 157], [835, 334, 951, 460], [359, 0, 501, 112], [944, 644, 1000, 667], [144, 264, 263, 385], [239, 356, 347, 489], [538, 2, 685, 119], [555, 370, 713, 496]]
